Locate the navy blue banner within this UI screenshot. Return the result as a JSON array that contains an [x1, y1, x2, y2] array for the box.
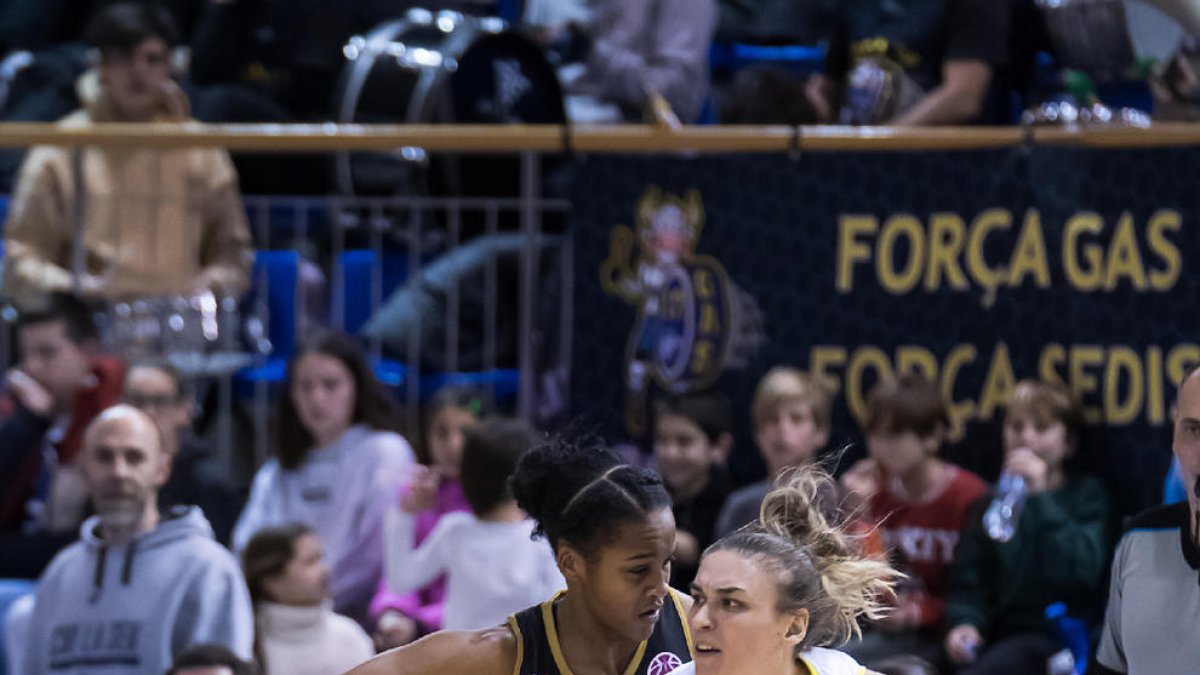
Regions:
[[569, 147, 1200, 513]]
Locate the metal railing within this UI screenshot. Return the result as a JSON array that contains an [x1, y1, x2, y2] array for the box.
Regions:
[[237, 185, 570, 469], [4, 120, 1200, 479], [6, 121, 1200, 153]]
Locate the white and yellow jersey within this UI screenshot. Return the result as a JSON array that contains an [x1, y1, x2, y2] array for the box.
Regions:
[[667, 647, 867, 675], [799, 647, 869, 675]]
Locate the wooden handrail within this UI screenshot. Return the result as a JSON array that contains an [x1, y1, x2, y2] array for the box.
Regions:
[[0, 121, 1198, 152]]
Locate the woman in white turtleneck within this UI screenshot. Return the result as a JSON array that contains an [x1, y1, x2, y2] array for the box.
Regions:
[[242, 523, 375, 675]]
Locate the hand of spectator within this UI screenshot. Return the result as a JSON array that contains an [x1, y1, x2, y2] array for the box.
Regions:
[[373, 610, 419, 651], [76, 273, 109, 301], [674, 528, 699, 567], [945, 624, 983, 665], [187, 275, 214, 297], [1004, 448, 1049, 493], [6, 369, 55, 417], [1151, 47, 1200, 121], [399, 465, 439, 514], [840, 458, 880, 511], [804, 74, 836, 123]]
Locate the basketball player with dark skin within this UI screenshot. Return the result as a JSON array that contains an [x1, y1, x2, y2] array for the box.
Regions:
[[346, 438, 694, 675]]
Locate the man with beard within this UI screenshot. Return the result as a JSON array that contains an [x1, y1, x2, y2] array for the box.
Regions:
[[16, 405, 254, 674]]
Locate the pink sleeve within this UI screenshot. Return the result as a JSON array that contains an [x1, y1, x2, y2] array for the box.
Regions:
[[369, 504, 451, 631], [370, 485, 435, 626], [368, 575, 448, 631], [369, 575, 426, 625]]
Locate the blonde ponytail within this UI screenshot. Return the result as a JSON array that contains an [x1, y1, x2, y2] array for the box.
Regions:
[[758, 468, 898, 644], [710, 466, 901, 650]]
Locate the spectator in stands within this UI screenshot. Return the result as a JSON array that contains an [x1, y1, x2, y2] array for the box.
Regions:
[[839, 373, 987, 672], [383, 417, 564, 631], [168, 643, 260, 675], [122, 362, 243, 545], [1, 2, 252, 310], [819, 0, 1009, 125], [539, 0, 718, 123], [233, 332, 415, 626], [242, 523, 375, 675], [20, 404, 255, 673], [714, 367, 832, 537], [186, 0, 409, 193], [370, 387, 485, 649], [652, 391, 734, 588], [188, 0, 403, 121], [0, 0, 203, 54], [944, 380, 1112, 674], [707, 0, 835, 125], [0, 293, 124, 579], [1092, 363, 1200, 673]]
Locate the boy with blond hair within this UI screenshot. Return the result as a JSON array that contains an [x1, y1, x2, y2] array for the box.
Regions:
[[714, 367, 833, 536]]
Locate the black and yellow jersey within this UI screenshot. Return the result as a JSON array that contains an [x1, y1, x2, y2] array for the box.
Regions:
[[507, 588, 694, 675]]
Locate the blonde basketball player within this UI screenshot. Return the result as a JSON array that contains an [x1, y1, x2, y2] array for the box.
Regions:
[[671, 468, 899, 675]]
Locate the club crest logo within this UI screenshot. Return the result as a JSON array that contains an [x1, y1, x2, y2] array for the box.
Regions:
[[600, 187, 762, 434]]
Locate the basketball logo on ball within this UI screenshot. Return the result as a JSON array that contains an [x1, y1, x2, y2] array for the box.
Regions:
[[647, 651, 683, 675]]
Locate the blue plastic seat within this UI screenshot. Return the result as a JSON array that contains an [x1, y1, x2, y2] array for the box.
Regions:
[[233, 249, 299, 395], [336, 249, 411, 334], [709, 42, 826, 75]]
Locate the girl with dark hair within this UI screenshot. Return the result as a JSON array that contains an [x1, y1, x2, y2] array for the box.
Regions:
[[242, 524, 374, 674], [382, 418, 564, 631], [370, 387, 487, 649], [233, 333, 415, 626], [670, 468, 899, 675], [347, 433, 694, 674]]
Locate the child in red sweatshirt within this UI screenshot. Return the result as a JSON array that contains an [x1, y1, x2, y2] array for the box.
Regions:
[[841, 372, 987, 670]]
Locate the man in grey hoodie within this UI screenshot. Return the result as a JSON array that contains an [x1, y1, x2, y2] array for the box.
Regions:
[[19, 404, 255, 674]]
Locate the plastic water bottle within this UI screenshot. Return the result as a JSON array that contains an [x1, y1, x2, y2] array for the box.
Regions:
[[983, 472, 1026, 543]]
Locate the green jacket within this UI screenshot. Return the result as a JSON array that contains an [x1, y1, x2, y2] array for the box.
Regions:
[[945, 474, 1113, 640]]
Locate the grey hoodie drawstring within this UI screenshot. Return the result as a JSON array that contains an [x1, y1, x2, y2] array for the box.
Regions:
[[121, 539, 139, 586], [88, 538, 140, 604], [89, 546, 108, 604]]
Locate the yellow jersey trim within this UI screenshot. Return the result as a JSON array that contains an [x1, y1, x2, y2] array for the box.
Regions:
[[668, 588, 695, 658], [540, 592, 650, 675], [507, 614, 525, 675]]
